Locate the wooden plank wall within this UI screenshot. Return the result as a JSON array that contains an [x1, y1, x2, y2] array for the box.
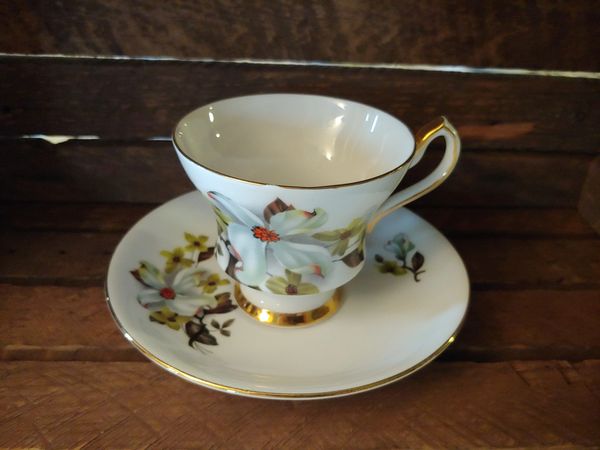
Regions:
[[0, 1, 598, 208], [1, 0, 599, 70], [0, 1, 599, 447]]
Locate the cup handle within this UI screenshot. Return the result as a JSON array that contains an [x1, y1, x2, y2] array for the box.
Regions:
[[367, 116, 461, 233]]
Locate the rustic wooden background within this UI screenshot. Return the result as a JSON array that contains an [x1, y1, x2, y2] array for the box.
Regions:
[[1, 1, 599, 448]]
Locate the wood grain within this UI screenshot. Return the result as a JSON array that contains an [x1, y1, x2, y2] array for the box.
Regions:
[[0, 140, 592, 206], [455, 289, 600, 361], [456, 237, 600, 289], [0, 360, 598, 448], [579, 156, 600, 234], [0, 285, 143, 362], [418, 207, 596, 238], [1, 229, 599, 287], [1, 58, 599, 151], [0, 140, 195, 204], [3, 203, 595, 237], [1, 2, 598, 445], [1, 284, 599, 362], [1, 0, 599, 71], [0, 231, 119, 286]]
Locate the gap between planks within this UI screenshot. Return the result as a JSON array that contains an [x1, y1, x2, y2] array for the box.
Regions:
[[1, 53, 599, 80]]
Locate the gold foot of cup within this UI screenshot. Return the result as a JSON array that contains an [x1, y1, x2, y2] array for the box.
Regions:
[[234, 284, 342, 327]]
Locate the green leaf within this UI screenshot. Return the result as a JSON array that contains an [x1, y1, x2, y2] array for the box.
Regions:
[[222, 318, 235, 328], [220, 329, 231, 337], [211, 319, 220, 329], [312, 230, 341, 241], [213, 206, 231, 233], [358, 237, 365, 253], [348, 218, 366, 234], [213, 206, 231, 224], [332, 238, 349, 256]]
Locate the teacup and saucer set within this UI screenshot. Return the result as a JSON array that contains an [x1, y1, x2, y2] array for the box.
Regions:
[[106, 94, 469, 399]]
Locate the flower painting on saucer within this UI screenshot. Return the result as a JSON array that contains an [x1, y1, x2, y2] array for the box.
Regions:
[[375, 233, 426, 282], [135, 263, 216, 315], [107, 192, 468, 398], [130, 233, 237, 351]]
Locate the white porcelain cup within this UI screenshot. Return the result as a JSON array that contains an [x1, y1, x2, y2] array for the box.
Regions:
[[173, 94, 460, 326]]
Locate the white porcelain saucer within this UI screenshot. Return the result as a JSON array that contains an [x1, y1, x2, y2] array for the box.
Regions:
[[106, 192, 469, 400]]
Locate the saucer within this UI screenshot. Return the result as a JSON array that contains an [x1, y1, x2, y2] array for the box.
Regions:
[[106, 192, 469, 399]]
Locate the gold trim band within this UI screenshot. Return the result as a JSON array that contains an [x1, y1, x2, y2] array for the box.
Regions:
[[234, 284, 342, 327]]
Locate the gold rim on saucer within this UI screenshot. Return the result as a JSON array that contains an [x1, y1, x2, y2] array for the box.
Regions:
[[105, 281, 468, 399], [233, 284, 342, 327]]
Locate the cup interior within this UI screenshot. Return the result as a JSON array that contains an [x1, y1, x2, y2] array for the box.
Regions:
[[174, 94, 414, 187]]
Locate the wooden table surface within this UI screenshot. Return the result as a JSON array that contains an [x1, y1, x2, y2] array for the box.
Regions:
[[1, 1, 599, 448]]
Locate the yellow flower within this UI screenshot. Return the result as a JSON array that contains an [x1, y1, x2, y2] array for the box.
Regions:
[[375, 257, 407, 276], [184, 232, 209, 253], [266, 270, 319, 295], [197, 273, 230, 293], [160, 247, 194, 273], [149, 307, 192, 331]]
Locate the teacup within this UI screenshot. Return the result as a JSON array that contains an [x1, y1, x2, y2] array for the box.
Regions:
[[173, 94, 460, 326]]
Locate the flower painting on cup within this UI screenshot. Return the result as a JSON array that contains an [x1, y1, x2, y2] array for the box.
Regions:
[[206, 191, 368, 295]]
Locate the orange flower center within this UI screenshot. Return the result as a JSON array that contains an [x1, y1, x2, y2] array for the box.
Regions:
[[159, 287, 176, 300], [252, 226, 280, 242]]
